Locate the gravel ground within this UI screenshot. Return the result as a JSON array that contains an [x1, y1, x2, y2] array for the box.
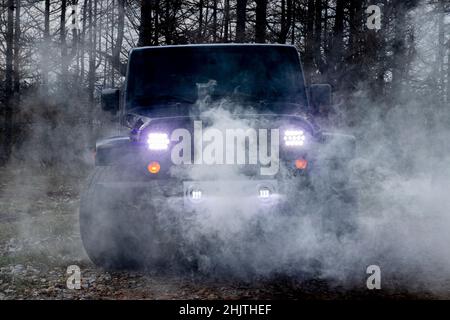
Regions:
[[0, 166, 445, 300]]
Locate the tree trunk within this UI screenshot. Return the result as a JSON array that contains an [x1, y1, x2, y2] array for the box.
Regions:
[[278, 0, 291, 43], [2, 0, 14, 162], [348, 0, 362, 61], [42, 0, 50, 94], [70, 2, 79, 63], [286, 0, 292, 43], [198, 0, 204, 41], [212, 0, 217, 42], [331, 0, 345, 65], [303, 0, 315, 76], [110, 0, 115, 85], [391, 2, 407, 101], [436, 0, 445, 99], [13, 0, 20, 95], [290, 0, 295, 44], [278, 0, 286, 43], [235, 0, 247, 42], [313, 0, 323, 74], [79, 0, 88, 86], [255, 0, 267, 43], [154, 0, 160, 45], [347, 0, 366, 90], [447, 47, 450, 104], [223, 0, 230, 42], [61, 0, 68, 89], [164, 1, 172, 44], [138, 0, 153, 46], [88, 0, 96, 124], [103, 0, 108, 87], [113, 0, 125, 68]]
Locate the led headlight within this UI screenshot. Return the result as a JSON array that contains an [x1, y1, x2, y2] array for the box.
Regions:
[[147, 132, 170, 150], [284, 130, 306, 147]]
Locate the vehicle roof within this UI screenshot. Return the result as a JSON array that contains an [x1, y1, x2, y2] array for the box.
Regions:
[[130, 43, 298, 53]]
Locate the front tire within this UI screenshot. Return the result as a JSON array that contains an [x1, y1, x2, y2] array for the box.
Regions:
[[80, 167, 141, 269], [80, 167, 180, 270]]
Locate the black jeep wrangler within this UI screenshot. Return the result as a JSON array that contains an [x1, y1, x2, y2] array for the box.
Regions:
[[80, 44, 357, 269]]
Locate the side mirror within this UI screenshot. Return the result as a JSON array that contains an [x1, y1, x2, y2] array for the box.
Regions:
[[101, 88, 120, 114], [309, 84, 332, 111]]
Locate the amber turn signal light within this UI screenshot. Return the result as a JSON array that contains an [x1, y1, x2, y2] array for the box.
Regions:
[[147, 161, 161, 174], [295, 158, 308, 170]]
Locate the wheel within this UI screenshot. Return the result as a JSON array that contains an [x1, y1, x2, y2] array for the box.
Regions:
[[79, 166, 179, 270], [80, 167, 136, 269]]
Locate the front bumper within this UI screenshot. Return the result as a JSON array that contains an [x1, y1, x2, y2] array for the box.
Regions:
[[182, 179, 280, 209], [94, 176, 313, 217]]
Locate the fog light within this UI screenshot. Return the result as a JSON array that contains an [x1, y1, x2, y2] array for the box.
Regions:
[[188, 188, 203, 202], [191, 190, 202, 200], [147, 161, 161, 174], [259, 187, 271, 199]]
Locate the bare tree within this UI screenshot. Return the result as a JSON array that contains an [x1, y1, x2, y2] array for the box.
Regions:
[[255, 0, 267, 43], [138, 0, 153, 46], [278, 0, 292, 43], [42, 0, 50, 94], [13, 0, 20, 95], [436, 0, 446, 99], [2, 0, 15, 162], [61, 0, 68, 89], [112, 0, 125, 70], [236, 0, 247, 42], [212, 0, 217, 42], [313, 0, 323, 74], [303, 0, 315, 77], [223, 0, 230, 42], [198, 0, 203, 40], [447, 45, 450, 103], [331, 0, 345, 67]]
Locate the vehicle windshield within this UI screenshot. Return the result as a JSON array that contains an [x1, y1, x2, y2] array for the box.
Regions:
[[125, 45, 308, 111]]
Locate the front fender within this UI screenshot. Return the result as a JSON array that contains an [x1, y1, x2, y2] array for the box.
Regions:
[[95, 136, 133, 166]]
